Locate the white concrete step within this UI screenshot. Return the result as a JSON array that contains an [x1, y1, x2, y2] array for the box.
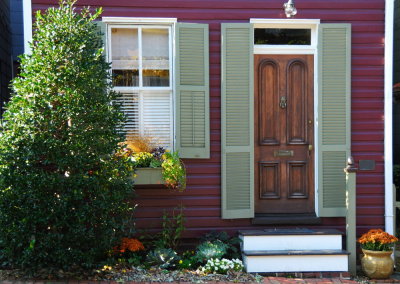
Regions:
[[239, 228, 343, 251], [243, 249, 349, 273]]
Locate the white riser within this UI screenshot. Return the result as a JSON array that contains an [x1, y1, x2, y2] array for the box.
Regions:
[[243, 254, 348, 273], [241, 235, 342, 251]]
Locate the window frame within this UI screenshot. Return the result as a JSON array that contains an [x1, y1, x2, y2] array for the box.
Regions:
[[250, 19, 319, 54], [103, 17, 177, 149]]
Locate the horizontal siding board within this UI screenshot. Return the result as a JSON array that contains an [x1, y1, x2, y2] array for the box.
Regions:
[[33, 0, 386, 237], [33, 0, 384, 9]]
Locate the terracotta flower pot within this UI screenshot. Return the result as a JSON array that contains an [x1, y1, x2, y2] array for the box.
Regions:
[[361, 248, 394, 279]]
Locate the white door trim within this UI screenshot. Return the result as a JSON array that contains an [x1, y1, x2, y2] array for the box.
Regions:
[[250, 18, 320, 216]]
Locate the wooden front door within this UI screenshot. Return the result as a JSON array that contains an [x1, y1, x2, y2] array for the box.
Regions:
[[254, 54, 314, 214]]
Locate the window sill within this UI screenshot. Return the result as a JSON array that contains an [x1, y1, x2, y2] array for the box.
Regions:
[[134, 167, 163, 185]]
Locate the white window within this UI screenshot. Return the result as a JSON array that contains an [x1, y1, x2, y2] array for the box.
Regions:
[[108, 24, 173, 149]]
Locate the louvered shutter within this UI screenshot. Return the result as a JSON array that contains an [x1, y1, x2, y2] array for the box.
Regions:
[[175, 23, 210, 158], [221, 23, 254, 219], [318, 24, 351, 217], [94, 20, 107, 55]]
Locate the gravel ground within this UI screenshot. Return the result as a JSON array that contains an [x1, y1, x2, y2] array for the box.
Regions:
[[0, 266, 263, 283]]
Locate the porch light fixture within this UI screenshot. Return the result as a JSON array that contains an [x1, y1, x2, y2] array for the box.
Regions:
[[283, 0, 297, 18]]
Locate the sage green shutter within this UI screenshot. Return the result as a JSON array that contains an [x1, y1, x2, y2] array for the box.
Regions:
[[175, 23, 210, 158], [221, 23, 254, 219], [94, 21, 107, 55], [318, 24, 351, 217]]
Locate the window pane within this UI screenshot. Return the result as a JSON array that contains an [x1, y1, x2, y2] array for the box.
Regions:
[[254, 28, 311, 45], [113, 70, 139, 87], [142, 29, 170, 86], [111, 28, 139, 86]]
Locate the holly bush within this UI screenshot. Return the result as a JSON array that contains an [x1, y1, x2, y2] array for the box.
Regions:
[[0, 0, 134, 269]]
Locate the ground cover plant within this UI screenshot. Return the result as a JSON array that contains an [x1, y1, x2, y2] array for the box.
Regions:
[[0, 0, 134, 270]]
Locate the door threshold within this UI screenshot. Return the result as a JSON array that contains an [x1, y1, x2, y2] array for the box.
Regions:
[[252, 213, 321, 225]]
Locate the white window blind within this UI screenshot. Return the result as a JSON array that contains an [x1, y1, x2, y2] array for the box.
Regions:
[[111, 28, 139, 70], [141, 92, 172, 149]]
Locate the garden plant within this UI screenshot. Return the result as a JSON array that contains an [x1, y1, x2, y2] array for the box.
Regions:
[[0, 0, 134, 270]]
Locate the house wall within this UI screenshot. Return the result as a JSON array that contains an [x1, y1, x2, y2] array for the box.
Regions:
[[31, 0, 386, 238], [10, 0, 24, 62], [393, 0, 400, 165], [0, 0, 12, 115], [394, 0, 400, 84]]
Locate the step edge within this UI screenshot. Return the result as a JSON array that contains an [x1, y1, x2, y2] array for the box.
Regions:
[[239, 228, 344, 236], [243, 249, 350, 256]]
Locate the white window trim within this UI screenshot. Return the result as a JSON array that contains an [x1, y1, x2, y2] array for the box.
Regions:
[[105, 18, 176, 149], [102, 17, 177, 25], [251, 19, 320, 54], [23, 0, 33, 54], [250, 18, 321, 216]]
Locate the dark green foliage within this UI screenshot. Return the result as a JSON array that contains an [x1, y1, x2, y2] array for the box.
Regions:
[[177, 250, 198, 270], [146, 248, 180, 269], [0, 0, 134, 269]]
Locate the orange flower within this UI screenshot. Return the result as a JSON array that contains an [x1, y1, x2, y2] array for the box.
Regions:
[[358, 229, 398, 251], [115, 238, 144, 254]]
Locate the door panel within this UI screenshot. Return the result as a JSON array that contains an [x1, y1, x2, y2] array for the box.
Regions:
[[287, 59, 307, 145], [259, 60, 280, 145], [255, 54, 314, 214], [259, 162, 280, 199]]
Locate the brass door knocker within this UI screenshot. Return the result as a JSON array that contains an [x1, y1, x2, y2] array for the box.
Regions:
[[280, 96, 287, 109]]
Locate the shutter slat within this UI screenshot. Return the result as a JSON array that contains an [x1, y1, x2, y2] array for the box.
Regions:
[[117, 92, 139, 138], [175, 23, 210, 158], [221, 23, 254, 219], [318, 24, 351, 217]]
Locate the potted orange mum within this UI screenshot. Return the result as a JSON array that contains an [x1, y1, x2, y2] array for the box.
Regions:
[[358, 229, 398, 279]]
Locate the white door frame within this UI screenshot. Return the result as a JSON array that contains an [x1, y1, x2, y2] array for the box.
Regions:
[[250, 18, 321, 215]]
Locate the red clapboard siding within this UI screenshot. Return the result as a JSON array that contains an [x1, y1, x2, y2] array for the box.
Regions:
[[32, 0, 386, 239]]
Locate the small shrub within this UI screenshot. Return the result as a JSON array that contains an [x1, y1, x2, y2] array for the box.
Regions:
[[200, 258, 244, 274], [195, 240, 228, 264], [146, 248, 180, 269], [152, 207, 185, 251]]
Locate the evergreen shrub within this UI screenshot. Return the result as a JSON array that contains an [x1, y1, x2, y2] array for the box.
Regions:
[[0, 0, 134, 269]]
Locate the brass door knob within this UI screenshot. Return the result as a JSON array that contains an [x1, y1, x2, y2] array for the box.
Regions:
[[280, 96, 287, 109]]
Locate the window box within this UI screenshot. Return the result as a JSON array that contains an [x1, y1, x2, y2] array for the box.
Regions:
[[134, 167, 163, 185]]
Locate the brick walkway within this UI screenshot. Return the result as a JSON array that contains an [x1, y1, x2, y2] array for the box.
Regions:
[[263, 277, 357, 283]]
